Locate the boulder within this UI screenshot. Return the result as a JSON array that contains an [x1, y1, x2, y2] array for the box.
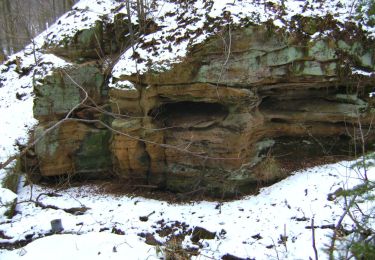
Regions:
[[191, 227, 216, 243], [27, 21, 375, 197]]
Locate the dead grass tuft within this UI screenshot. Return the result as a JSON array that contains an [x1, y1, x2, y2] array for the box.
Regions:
[[254, 155, 287, 184]]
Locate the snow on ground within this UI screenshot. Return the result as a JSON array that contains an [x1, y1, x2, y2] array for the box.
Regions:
[[1, 233, 157, 260], [0, 0, 375, 259], [0, 16, 72, 216], [0, 188, 17, 217], [0, 49, 72, 218], [0, 160, 374, 259]]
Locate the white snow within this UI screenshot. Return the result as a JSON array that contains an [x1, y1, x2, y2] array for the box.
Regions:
[[0, 50, 71, 174], [43, 0, 122, 46], [352, 68, 375, 77], [111, 0, 375, 77], [0, 188, 17, 217], [1, 233, 158, 260], [0, 160, 374, 259], [0, 0, 375, 259], [108, 79, 137, 90], [0, 30, 71, 218]]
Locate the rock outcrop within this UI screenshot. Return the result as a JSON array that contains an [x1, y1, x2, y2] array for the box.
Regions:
[[24, 8, 375, 197]]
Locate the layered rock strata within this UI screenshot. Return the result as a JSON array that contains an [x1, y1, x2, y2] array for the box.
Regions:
[[26, 24, 375, 196]]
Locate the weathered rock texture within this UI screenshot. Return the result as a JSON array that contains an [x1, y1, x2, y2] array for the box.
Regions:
[[26, 22, 375, 197]]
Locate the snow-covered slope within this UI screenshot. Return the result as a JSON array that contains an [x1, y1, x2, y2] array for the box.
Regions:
[[1, 160, 374, 259], [1, 0, 375, 258], [0, 47, 70, 202]]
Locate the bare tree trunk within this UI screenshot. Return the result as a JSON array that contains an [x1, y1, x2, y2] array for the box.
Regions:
[[126, 0, 136, 52], [52, 0, 56, 18], [136, 0, 146, 33], [0, 0, 76, 55], [1, 0, 14, 54]]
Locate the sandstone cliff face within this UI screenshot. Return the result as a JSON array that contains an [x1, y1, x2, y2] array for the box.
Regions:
[[26, 13, 375, 196]]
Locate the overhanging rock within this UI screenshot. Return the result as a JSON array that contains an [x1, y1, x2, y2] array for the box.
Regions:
[[26, 22, 375, 197]]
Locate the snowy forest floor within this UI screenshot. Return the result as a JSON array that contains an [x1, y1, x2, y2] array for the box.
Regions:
[[1, 158, 374, 259]]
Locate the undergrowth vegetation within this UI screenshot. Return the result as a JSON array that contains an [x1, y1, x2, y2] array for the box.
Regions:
[[1, 159, 21, 218], [328, 152, 375, 259]]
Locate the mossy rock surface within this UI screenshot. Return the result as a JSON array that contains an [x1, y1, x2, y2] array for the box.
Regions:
[[75, 129, 112, 175], [34, 64, 104, 121]]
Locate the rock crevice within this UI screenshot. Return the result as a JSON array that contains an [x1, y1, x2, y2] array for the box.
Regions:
[[25, 22, 375, 197]]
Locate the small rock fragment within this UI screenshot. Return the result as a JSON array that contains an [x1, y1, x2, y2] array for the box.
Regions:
[[191, 226, 216, 243]]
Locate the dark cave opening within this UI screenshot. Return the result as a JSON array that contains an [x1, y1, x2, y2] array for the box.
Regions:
[[148, 101, 229, 127]]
